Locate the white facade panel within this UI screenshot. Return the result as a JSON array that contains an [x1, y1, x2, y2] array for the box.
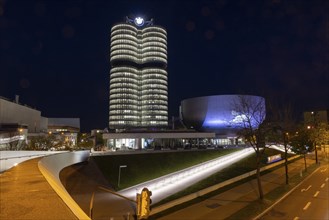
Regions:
[[0, 98, 42, 133]]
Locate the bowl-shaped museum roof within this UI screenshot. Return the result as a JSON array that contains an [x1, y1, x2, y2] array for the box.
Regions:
[[180, 95, 265, 135]]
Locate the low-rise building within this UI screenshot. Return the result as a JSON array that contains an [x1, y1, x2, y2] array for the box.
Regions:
[[0, 96, 80, 150]]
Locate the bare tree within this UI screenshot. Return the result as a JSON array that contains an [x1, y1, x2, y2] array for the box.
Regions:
[[232, 95, 267, 200], [307, 112, 329, 163], [290, 125, 314, 171], [267, 100, 296, 185], [314, 123, 329, 159]]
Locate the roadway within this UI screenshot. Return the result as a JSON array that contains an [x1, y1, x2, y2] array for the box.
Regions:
[[157, 157, 319, 220], [257, 163, 329, 220]]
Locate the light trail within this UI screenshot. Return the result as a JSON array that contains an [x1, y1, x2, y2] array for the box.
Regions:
[[119, 148, 254, 204], [266, 144, 294, 154]]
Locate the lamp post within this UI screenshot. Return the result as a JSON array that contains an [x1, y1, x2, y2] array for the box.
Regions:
[[118, 165, 127, 187], [311, 111, 319, 164]]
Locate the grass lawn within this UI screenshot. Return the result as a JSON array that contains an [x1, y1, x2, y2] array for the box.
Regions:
[[92, 148, 286, 193], [92, 148, 241, 190]]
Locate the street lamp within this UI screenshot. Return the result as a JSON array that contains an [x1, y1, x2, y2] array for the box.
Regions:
[[118, 165, 127, 187], [311, 111, 319, 164]]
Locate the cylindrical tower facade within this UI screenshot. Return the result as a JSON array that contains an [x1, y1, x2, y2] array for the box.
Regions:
[[109, 17, 168, 130]]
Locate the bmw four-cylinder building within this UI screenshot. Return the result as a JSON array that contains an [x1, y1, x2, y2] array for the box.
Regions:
[[109, 17, 168, 130], [105, 16, 266, 150]]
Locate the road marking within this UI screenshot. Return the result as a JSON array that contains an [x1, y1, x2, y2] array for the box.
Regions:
[[320, 168, 327, 172], [303, 202, 311, 210], [301, 185, 312, 192], [313, 191, 320, 197], [325, 177, 328, 182], [321, 183, 325, 188], [293, 217, 299, 220]]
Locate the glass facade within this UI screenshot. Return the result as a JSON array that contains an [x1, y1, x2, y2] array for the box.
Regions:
[[109, 18, 168, 129]]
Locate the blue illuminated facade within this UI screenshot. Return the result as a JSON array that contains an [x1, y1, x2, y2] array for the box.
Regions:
[[180, 95, 266, 136]]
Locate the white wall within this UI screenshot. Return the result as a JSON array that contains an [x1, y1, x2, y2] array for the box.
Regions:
[[0, 98, 42, 133]]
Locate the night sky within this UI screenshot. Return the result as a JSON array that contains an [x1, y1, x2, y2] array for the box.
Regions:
[[1, 0, 328, 131]]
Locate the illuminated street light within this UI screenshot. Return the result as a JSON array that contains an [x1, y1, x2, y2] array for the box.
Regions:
[[118, 165, 127, 187]]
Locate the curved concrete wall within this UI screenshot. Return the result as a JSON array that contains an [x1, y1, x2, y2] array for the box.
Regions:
[[0, 151, 65, 173], [38, 151, 90, 220]]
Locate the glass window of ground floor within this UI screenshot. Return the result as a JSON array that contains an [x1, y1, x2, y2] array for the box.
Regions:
[[105, 137, 246, 150]]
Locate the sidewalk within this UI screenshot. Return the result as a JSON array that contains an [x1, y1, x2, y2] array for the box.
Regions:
[[0, 158, 77, 220], [158, 158, 315, 220]]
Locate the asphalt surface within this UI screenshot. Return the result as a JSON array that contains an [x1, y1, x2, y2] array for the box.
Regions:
[[258, 163, 329, 220], [0, 158, 77, 220], [157, 158, 319, 220]]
